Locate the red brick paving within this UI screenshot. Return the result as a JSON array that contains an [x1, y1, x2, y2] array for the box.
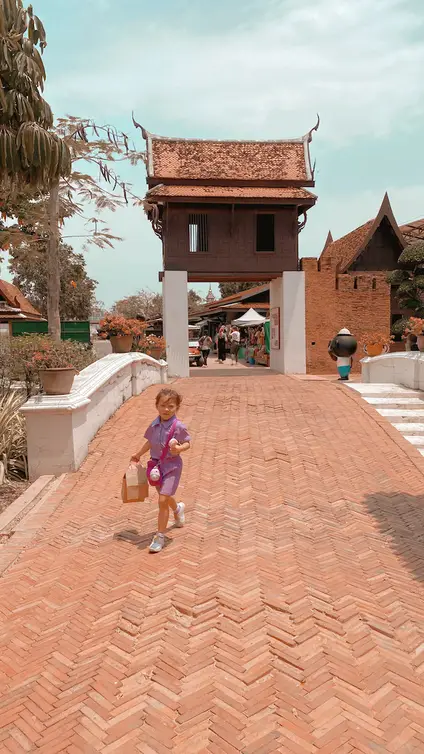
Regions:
[[1, 375, 424, 752]]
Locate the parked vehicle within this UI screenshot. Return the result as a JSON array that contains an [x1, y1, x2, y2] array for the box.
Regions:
[[188, 325, 204, 367]]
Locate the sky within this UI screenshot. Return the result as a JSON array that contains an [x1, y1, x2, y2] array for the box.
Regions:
[[4, 0, 424, 306]]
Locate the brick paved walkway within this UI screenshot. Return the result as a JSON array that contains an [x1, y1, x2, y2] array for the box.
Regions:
[[1, 375, 424, 753]]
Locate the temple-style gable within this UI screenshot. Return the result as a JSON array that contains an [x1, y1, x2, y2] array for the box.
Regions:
[[320, 194, 405, 273]]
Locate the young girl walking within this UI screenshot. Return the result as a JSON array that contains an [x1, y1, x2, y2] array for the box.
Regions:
[[131, 388, 191, 553]]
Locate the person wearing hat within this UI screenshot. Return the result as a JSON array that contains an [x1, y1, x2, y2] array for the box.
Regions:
[[328, 327, 357, 381]]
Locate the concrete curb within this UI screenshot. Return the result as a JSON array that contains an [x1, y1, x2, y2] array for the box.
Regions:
[[0, 474, 66, 577], [0, 475, 54, 532]]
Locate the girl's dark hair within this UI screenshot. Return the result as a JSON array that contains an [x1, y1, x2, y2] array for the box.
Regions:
[[155, 388, 182, 407]]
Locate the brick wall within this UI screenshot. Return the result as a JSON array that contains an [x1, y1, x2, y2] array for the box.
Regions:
[[301, 258, 391, 374]]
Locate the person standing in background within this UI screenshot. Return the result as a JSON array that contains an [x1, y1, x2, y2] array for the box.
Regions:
[[217, 326, 227, 363], [199, 334, 213, 366], [230, 326, 241, 365]]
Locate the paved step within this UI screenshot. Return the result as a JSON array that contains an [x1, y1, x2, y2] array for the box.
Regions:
[[366, 396, 424, 405], [350, 383, 422, 395], [347, 382, 424, 455], [377, 409, 424, 420]]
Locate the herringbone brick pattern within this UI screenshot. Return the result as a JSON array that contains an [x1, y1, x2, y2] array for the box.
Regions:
[[1, 375, 424, 752]]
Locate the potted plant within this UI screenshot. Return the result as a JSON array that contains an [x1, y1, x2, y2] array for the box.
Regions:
[[137, 334, 166, 361], [28, 343, 77, 396], [98, 315, 145, 354], [363, 332, 393, 358], [403, 317, 424, 352]]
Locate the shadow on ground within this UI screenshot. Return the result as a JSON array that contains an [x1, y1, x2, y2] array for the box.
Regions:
[[114, 528, 172, 551], [364, 490, 424, 582]]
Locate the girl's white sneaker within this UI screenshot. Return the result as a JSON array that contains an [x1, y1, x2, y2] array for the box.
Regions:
[[174, 503, 185, 528]]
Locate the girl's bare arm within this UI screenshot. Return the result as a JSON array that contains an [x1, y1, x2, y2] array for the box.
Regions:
[[131, 440, 151, 462]]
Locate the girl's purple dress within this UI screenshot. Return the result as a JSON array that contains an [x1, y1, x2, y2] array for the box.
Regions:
[[144, 416, 191, 496]]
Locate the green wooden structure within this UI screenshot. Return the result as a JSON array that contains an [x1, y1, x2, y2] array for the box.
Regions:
[[11, 320, 90, 344]]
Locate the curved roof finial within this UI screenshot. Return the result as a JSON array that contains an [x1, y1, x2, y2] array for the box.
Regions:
[[132, 111, 149, 141], [306, 113, 320, 143]]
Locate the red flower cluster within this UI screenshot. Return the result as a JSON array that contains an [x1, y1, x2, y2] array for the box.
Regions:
[[98, 314, 146, 339]]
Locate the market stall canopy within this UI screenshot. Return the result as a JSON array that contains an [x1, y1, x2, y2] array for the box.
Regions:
[[232, 308, 266, 326]]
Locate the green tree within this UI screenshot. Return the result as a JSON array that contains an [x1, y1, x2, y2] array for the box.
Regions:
[[113, 288, 203, 320], [0, 1, 72, 340], [113, 290, 162, 321], [188, 289, 202, 311], [0, 2, 71, 193], [387, 241, 424, 318], [218, 282, 263, 299], [8, 239, 97, 319]]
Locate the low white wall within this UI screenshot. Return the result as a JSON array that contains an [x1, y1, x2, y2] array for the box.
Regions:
[[21, 353, 168, 480], [361, 352, 423, 389]]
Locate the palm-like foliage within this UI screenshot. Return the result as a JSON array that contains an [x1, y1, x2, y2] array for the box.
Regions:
[[0, 0, 70, 192]]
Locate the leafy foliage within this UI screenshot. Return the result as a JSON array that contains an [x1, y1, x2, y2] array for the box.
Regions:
[[0, 1, 71, 193], [0, 334, 94, 397], [388, 241, 424, 316], [386, 269, 408, 286], [391, 316, 410, 336], [8, 239, 97, 319], [27, 337, 95, 370], [361, 332, 393, 347], [218, 282, 263, 299], [403, 317, 424, 338], [397, 241, 424, 270], [98, 314, 146, 339], [0, 389, 27, 481], [132, 334, 166, 359], [112, 288, 203, 320], [112, 290, 162, 320]]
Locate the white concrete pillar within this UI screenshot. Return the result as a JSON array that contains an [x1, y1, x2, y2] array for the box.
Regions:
[[270, 271, 306, 374], [162, 271, 189, 378]]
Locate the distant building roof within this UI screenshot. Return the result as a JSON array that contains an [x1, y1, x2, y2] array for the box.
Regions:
[[190, 284, 270, 318], [0, 280, 43, 320], [319, 194, 405, 272], [400, 219, 424, 242], [142, 120, 319, 187]]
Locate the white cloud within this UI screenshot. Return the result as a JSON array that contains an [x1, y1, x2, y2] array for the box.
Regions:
[[49, 0, 424, 143]]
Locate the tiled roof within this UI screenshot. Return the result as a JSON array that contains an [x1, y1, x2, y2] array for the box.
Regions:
[[147, 184, 316, 202], [189, 284, 270, 317], [400, 219, 424, 241], [0, 279, 42, 319], [319, 194, 406, 272], [320, 220, 374, 271], [143, 131, 316, 185]]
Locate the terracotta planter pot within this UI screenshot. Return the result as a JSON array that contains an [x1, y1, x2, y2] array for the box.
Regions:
[[40, 368, 76, 396], [364, 343, 384, 358], [110, 334, 133, 353], [148, 347, 163, 361], [417, 335, 424, 352]]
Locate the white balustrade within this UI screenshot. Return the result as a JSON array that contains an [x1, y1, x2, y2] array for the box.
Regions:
[[21, 353, 167, 479]]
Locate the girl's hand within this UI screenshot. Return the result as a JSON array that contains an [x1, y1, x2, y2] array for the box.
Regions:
[[170, 443, 181, 456], [130, 454, 140, 463]]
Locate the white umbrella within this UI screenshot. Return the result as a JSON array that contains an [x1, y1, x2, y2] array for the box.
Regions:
[[232, 308, 266, 327]]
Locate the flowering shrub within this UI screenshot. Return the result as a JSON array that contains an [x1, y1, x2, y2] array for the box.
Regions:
[[403, 317, 424, 338], [362, 332, 394, 347], [27, 339, 91, 370], [133, 334, 166, 356], [98, 314, 146, 339]]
